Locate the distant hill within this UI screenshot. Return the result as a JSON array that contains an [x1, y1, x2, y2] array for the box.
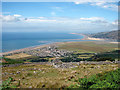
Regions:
[[89, 30, 120, 42]]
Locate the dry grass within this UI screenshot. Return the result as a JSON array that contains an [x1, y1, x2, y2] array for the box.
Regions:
[[2, 63, 118, 88], [5, 53, 32, 59]]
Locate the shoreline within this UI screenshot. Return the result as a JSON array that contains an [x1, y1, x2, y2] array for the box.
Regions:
[[1, 33, 85, 55], [1, 33, 119, 55], [71, 33, 120, 43], [70, 33, 105, 41], [1, 42, 63, 55]]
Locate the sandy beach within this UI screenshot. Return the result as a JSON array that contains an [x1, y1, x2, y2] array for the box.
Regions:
[[109, 42, 120, 44], [70, 33, 105, 41], [87, 37, 105, 41]]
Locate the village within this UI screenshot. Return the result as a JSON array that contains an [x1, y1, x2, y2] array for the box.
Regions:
[[24, 45, 73, 57]]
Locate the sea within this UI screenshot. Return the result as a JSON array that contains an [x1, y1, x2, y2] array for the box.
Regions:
[[2, 32, 84, 52]]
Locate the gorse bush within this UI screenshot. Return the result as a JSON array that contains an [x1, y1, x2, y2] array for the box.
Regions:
[[91, 50, 120, 61], [69, 68, 120, 89], [0, 77, 16, 89]]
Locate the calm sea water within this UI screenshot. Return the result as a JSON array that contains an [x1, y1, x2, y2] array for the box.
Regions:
[[2, 32, 84, 52]]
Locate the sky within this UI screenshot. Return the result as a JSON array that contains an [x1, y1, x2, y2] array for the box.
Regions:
[[1, 0, 119, 33]]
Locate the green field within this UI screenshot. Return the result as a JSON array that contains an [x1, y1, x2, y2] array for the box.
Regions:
[[58, 41, 118, 53]]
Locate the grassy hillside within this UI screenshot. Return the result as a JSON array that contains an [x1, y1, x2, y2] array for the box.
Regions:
[[1, 63, 118, 88], [89, 30, 120, 41], [70, 68, 120, 89]]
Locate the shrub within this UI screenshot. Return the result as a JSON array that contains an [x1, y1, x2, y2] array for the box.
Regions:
[[70, 68, 120, 89], [0, 77, 16, 89]]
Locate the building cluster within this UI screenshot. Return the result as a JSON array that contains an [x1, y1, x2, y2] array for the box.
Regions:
[[25, 45, 73, 57]]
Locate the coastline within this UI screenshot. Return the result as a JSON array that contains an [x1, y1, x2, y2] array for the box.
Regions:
[[1, 42, 63, 55], [70, 33, 120, 44], [70, 33, 105, 41], [1, 33, 84, 55], [1, 33, 119, 56]]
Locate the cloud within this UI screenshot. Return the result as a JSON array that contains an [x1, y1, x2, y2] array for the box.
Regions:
[[0, 15, 112, 25], [74, 0, 92, 4], [1, 15, 20, 22], [2, 15, 117, 33], [1, 15, 56, 23], [74, 0, 118, 4], [25, 18, 56, 23], [79, 17, 108, 24], [80, 17, 105, 21], [38, 17, 45, 19], [91, 20, 108, 24], [74, 0, 118, 11], [74, 1, 84, 5], [13, 14, 22, 17], [112, 20, 118, 25], [91, 2, 118, 11]]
